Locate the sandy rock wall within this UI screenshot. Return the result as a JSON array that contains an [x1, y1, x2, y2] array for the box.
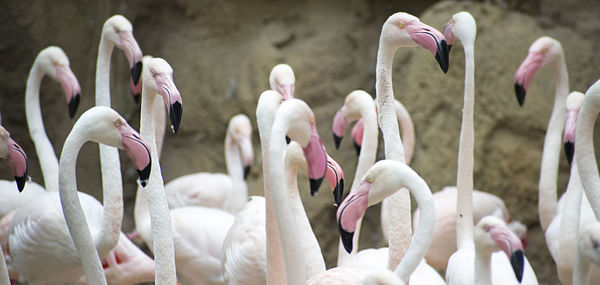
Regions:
[[2, 0, 600, 283]]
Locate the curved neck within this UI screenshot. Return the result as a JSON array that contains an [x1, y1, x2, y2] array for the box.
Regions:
[[268, 122, 305, 285], [395, 101, 415, 165], [25, 62, 59, 192], [474, 248, 492, 285], [575, 96, 600, 219], [456, 44, 475, 249], [59, 129, 107, 285], [558, 163, 582, 282], [376, 34, 411, 270], [134, 87, 177, 285], [538, 55, 569, 230], [284, 151, 326, 278], [95, 32, 124, 253], [257, 99, 286, 285], [224, 133, 247, 214]]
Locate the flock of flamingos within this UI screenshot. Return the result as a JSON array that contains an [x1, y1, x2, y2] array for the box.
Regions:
[[1, 7, 600, 285]]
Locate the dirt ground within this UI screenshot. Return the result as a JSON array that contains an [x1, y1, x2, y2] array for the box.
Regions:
[[2, 0, 600, 283]]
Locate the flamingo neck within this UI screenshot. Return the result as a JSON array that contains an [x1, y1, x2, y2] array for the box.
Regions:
[[395, 101, 415, 164], [376, 35, 411, 270], [284, 148, 326, 278], [573, 238, 592, 285], [25, 62, 59, 192], [59, 128, 108, 285], [95, 32, 125, 252], [456, 44, 475, 249], [337, 102, 379, 265], [268, 120, 305, 285], [224, 132, 247, 214], [134, 87, 177, 285], [558, 163, 582, 282], [473, 246, 492, 285], [257, 97, 286, 285], [154, 98, 166, 157], [538, 54, 569, 230], [576, 93, 600, 219]]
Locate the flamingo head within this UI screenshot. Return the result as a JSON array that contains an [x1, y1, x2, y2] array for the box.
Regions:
[[579, 223, 600, 266], [0, 127, 27, 192], [514, 37, 563, 106], [143, 58, 183, 134], [269, 64, 295, 101], [102, 15, 143, 101], [382, 13, 449, 73], [332, 90, 373, 151], [325, 154, 344, 205], [563, 91, 585, 165], [277, 99, 327, 196], [227, 114, 254, 179], [475, 216, 525, 282], [37, 46, 81, 118], [443, 11, 477, 51]]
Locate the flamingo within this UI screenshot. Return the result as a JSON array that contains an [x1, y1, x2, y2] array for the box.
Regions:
[[372, 12, 448, 270], [324, 159, 436, 284], [444, 11, 537, 284], [574, 78, 600, 284], [0, 124, 28, 285], [7, 107, 151, 285], [164, 114, 254, 213], [269, 64, 295, 100]]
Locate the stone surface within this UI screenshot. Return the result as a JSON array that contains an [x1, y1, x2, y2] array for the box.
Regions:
[[2, 0, 600, 283]]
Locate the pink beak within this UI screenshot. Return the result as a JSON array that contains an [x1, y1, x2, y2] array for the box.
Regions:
[[276, 84, 295, 101], [119, 124, 151, 187], [563, 109, 579, 165], [514, 51, 545, 106], [302, 122, 327, 196], [405, 20, 449, 73], [6, 138, 28, 192], [442, 21, 456, 51], [336, 180, 371, 253], [154, 73, 183, 134], [350, 118, 364, 156], [332, 106, 349, 149], [55, 65, 82, 118], [489, 224, 525, 282], [239, 137, 254, 179], [119, 31, 143, 88], [325, 154, 344, 205]]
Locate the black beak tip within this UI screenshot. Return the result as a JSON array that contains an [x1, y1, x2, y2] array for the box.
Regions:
[[447, 44, 452, 53], [131, 61, 143, 86], [332, 133, 342, 149], [309, 177, 324, 196], [68, 94, 80, 119], [285, 136, 291, 144], [353, 142, 361, 157], [564, 141, 575, 166], [435, 39, 449, 73], [14, 175, 26, 192], [137, 162, 151, 187], [514, 83, 526, 106], [170, 102, 182, 134], [338, 221, 354, 253], [133, 93, 140, 104], [510, 250, 525, 283], [333, 178, 344, 205], [243, 166, 251, 180]]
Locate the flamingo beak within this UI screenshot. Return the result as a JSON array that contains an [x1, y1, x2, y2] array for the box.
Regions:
[[302, 122, 327, 196], [119, 31, 143, 87], [119, 124, 152, 187], [326, 155, 344, 205], [277, 84, 295, 101], [6, 138, 27, 192], [406, 20, 449, 73], [55, 65, 81, 118], [442, 21, 456, 53], [563, 109, 578, 165], [239, 137, 254, 180], [243, 166, 251, 180], [154, 73, 183, 134], [489, 224, 525, 282], [350, 118, 364, 157], [130, 76, 142, 104], [514, 51, 545, 106], [332, 106, 349, 149], [336, 180, 371, 253]]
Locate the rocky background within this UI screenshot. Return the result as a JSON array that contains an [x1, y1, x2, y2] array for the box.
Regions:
[[2, 0, 600, 283]]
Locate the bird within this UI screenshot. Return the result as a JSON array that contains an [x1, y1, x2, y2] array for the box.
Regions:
[[164, 114, 254, 213], [372, 12, 449, 270], [330, 160, 437, 284], [0, 124, 29, 284], [269, 64, 295, 101], [8, 106, 151, 285], [444, 12, 537, 284]]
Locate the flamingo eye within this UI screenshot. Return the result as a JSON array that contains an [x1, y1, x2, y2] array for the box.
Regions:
[[114, 119, 122, 127], [367, 176, 374, 183]]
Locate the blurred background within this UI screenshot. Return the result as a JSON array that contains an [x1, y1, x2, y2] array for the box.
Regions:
[[2, 0, 600, 283]]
